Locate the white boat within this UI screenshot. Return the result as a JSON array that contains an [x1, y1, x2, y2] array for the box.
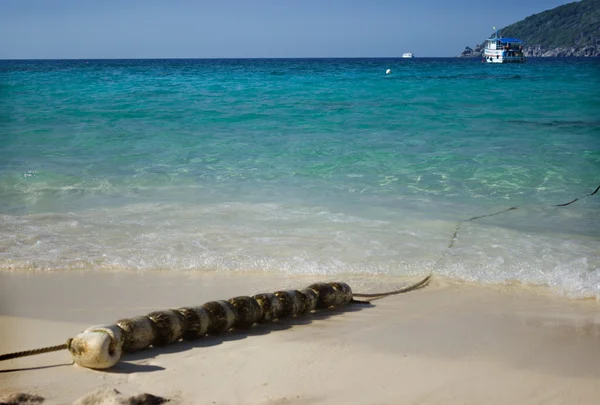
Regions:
[[483, 29, 526, 63], [402, 52, 414, 58]]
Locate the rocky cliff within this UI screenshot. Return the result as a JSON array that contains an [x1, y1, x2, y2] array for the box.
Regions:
[[460, 43, 600, 57], [459, 0, 600, 57]]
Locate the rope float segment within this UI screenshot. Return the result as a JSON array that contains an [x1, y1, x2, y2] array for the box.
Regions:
[[0, 277, 431, 370]]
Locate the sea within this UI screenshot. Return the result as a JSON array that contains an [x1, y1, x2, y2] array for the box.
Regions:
[[1, 58, 598, 298]]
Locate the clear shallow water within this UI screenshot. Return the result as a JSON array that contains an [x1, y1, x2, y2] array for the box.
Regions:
[[1, 58, 599, 298]]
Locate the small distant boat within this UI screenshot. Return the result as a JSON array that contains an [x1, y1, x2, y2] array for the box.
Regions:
[[483, 28, 526, 63], [402, 52, 414, 58]]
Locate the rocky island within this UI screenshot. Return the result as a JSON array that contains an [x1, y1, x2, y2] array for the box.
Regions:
[[460, 0, 600, 57]]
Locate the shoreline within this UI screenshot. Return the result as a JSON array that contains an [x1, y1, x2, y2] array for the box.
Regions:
[[1, 270, 599, 404]]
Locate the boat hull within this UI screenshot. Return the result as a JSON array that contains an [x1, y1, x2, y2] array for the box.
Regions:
[[484, 56, 526, 63], [483, 37, 526, 63]]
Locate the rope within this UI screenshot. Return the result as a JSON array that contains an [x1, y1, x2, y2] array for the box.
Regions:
[[353, 274, 431, 298], [444, 185, 598, 254], [358, 184, 600, 303], [554, 184, 600, 207], [442, 184, 599, 254], [466, 206, 518, 222], [425, 183, 600, 287], [0, 339, 71, 362]]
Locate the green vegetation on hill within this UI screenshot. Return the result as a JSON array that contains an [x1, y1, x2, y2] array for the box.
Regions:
[[499, 0, 600, 48], [459, 0, 600, 57]]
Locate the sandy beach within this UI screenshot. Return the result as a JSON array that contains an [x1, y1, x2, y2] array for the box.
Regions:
[[1, 270, 599, 405]]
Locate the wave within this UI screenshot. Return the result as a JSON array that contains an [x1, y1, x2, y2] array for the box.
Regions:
[[0, 201, 598, 299]]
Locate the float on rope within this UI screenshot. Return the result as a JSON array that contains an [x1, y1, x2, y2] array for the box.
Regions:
[[0, 277, 430, 370]]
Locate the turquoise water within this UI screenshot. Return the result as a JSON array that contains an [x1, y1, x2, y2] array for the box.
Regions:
[[1, 58, 599, 297]]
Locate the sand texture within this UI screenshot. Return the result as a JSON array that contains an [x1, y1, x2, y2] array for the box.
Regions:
[[1, 271, 599, 405]]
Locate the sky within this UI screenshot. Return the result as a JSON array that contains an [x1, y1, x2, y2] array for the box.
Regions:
[[0, 0, 576, 59]]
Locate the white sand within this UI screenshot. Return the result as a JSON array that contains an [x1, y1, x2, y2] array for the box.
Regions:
[[1, 270, 599, 404]]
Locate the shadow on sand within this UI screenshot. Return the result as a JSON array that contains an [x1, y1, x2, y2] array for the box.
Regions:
[[111, 302, 374, 374], [0, 303, 373, 374]]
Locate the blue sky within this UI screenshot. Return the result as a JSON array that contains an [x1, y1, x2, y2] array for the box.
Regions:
[[0, 0, 575, 59]]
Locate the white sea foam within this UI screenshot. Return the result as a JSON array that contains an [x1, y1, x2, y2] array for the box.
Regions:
[[0, 199, 598, 299]]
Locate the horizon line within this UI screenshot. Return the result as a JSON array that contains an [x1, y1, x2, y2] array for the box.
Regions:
[[0, 56, 465, 61]]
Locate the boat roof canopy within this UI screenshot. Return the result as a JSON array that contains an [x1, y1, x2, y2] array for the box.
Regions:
[[488, 37, 523, 43]]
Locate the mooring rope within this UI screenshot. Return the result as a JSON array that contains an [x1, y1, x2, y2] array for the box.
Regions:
[[0, 339, 72, 362], [554, 184, 600, 207], [442, 184, 598, 253], [466, 206, 519, 222], [352, 274, 431, 298], [445, 207, 519, 250]]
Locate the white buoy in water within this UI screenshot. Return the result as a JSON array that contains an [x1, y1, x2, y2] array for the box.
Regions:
[[386, 69, 391, 75]]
